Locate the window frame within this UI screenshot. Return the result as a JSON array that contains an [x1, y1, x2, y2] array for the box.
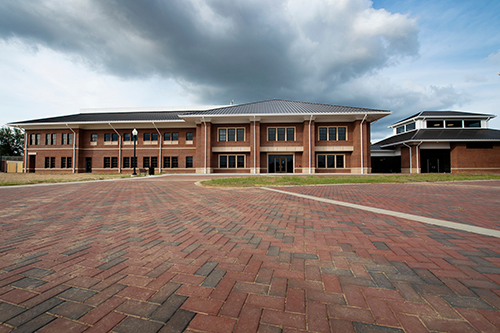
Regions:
[[186, 132, 194, 141], [218, 154, 246, 168], [316, 154, 345, 169], [103, 157, 111, 168], [318, 126, 347, 141], [186, 156, 193, 168], [267, 127, 295, 141], [218, 127, 245, 142], [91, 134, 98, 142]]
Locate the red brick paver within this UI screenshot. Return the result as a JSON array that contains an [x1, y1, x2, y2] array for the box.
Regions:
[[0, 176, 499, 332]]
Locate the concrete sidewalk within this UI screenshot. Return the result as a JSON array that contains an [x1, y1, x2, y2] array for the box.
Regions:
[[0, 177, 499, 332]]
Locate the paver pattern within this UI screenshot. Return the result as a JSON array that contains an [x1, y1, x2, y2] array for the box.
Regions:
[[0, 176, 499, 332]]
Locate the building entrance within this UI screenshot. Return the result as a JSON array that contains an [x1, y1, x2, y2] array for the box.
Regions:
[[420, 149, 450, 173], [85, 157, 92, 173], [268, 155, 293, 173]]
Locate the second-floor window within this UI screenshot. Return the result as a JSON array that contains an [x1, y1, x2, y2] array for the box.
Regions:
[[104, 133, 118, 142], [164, 132, 179, 141], [186, 132, 193, 141], [91, 134, 98, 142], [318, 127, 347, 141], [268, 127, 295, 141], [218, 128, 245, 141], [61, 133, 73, 145]]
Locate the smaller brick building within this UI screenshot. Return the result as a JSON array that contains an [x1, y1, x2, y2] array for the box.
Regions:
[[372, 111, 500, 174], [9, 99, 391, 174]]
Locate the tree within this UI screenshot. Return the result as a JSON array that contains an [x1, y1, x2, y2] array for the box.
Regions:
[[0, 126, 24, 156]]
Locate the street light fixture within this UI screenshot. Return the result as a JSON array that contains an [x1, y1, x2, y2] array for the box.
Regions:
[[132, 128, 138, 176]]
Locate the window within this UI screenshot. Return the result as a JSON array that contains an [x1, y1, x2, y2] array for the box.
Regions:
[[466, 142, 493, 149], [131, 157, 137, 168], [237, 128, 244, 141], [446, 120, 462, 128], [30, 134, 40, 145], [45, 134, 52, 145], [163, 156, 178, 168], [61, 157, 66, 168], [427, 120, 443, 128], [277, 128, 285, 141], [104, 157, 110, 168], [318, 127, 347, 141], [186, 156, 193, 168], [465, 120, 481, 128], [124, 133, 131, 141], [268, 127, 295, 141], [144, 133, 151, 141], [396, 126, 405, 134], [219, 128, 244, 141], [143, 157, 150, 168], [219, 155, 245, 168], [111, 157, 118, 168], [123, 157, 130, 168], [151, 133, 158, 141], [67, 157, 72, 168], [164, 132, 171, 141], [228, 128, 235, 141], [186, 132, 193, 141], [172, 133, 179, 141], [151, 157, 158, 168], [52, 134, 56, 145], [37, 134, 41, 145], [45, 157, 50, 168], [104, 133, 111, 142], [112, 133, 118, 141], [317, 154, 344, 169], [50, 157, 55, 168], [62, 133, 67, 145], [91, 134, 98, 142], [406, 122, 416, 131], [268, 128, 276, 141]]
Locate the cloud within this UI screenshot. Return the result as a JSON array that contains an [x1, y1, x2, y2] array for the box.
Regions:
[[0, 0, 419, 104]]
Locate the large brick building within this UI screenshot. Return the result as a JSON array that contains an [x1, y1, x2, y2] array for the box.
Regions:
[[372, 111, 500, 173], [9, 99, 390, 174]]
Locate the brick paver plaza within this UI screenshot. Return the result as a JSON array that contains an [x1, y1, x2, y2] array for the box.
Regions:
[[1, 176, 500, 332]]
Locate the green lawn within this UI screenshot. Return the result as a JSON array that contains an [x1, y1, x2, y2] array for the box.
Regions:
[[201, 174, 500, 187]]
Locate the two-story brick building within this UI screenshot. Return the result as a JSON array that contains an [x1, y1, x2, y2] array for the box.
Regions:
[[9, 99, 391, 174]]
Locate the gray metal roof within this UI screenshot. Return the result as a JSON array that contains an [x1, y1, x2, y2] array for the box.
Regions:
[[10, 111, 191, 125], [182, 99, 390, 116], [375, 128, 500, 148], [391, 111, 495, 126]]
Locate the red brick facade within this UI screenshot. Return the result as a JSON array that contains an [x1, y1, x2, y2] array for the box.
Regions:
[[23, 119, 372, 174]]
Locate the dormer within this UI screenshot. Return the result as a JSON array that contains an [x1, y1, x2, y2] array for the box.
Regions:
[[389, 111, 495, 135]]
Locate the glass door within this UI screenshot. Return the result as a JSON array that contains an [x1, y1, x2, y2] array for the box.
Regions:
[[275, 157, 287, 173]]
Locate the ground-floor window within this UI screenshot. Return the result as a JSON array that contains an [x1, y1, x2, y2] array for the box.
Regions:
[[61, 157, 72, 168], [104, 157, 111, 168], [151, 157, 158, 168], [111, 157, 118, 168], [143, 157, 150, 168], [186, 156, 193, 168], [317, 154, 344, 168], [268, 155, 293, 173], [123, 157, 130, 168], [164, 156, 178, 168], [219, 155, 245, 168], [45, 157, 50, 168]]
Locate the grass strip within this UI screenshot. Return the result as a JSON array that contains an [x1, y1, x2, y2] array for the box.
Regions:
[[201, 174, 500, 187]]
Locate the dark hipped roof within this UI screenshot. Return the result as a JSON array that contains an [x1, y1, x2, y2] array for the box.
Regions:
[[10, 111, 192, 125], [391, 111, 495, 126], [375, 128, 500, 148], [183, 99, 390, 116]]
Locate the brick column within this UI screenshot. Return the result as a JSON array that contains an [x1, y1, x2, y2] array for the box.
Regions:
[[250, 118, 261, 173], [302, 117, 315, 174]]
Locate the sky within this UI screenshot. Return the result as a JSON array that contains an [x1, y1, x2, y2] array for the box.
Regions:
[[0, 0, 499, 141]]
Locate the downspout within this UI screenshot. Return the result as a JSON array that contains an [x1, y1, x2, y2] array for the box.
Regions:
[[416, 141, 423, 173], [108, 123, 121, 173], [360, 114, 368, 174], [66, 124, 76, 174], [23, 130, 27, 173], [309, 115, 313, 174], [152, 122, 162, 174], [253, 116, 256, 174], [403, 142, 412, 173], [202, 116, 207, 174]]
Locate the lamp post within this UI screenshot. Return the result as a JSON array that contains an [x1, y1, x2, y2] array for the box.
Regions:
[[132, 128, 138, 176]]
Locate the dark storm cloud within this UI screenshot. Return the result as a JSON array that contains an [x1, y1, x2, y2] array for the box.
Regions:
[[0, 0, 420, 107]]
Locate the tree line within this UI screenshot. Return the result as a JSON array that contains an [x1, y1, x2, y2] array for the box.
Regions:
[[0, 127, 24, 156]]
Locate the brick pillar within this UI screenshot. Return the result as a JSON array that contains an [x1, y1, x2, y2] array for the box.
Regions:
[[302, 117, 315, 174], [250, 119, 261, 173], [195, 120, 212, 173]]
